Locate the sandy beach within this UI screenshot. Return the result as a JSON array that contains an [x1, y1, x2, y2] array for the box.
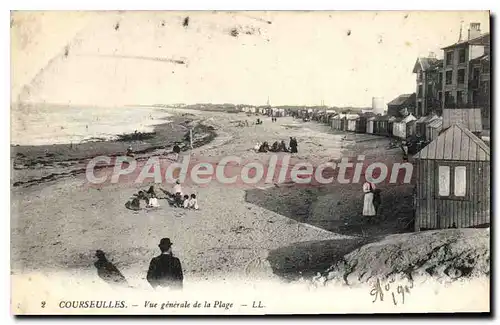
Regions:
[[11, 109, 417, 288]]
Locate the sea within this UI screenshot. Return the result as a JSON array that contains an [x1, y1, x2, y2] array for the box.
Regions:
[[11, 104, 173, 146]]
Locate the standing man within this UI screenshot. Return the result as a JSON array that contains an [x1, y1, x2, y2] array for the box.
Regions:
[[146, 238, 184, 290]]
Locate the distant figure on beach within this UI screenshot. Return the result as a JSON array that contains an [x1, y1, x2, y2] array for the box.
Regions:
[[254, 142, 261, 152], [173, 180, 183, 196], [126, 146, 135, 157], [173, 144, 181, 154], [401, 141, 409, 162], [146, 238, 184, 290], [182, 195, 190, 208], [125, 197, 141, 211], [289, 137, 298, 153], [186, 194, 199, 210], [270, 141, 279, 152], [362, 182, 376, 222], [147, 193, 160, 208], [94, 250, 129, 287], [279, 140, 288, 152], [146, 185, 156, 198]]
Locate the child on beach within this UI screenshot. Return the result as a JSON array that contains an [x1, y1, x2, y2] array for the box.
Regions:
[[182, 195, 190, 208], [187, 194, 199, 210]]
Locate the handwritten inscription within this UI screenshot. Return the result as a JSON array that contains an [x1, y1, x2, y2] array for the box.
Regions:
[[370, 277, 414, 306]]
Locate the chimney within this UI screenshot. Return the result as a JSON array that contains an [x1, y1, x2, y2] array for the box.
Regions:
[[428, 51, 436, 59], [468, 22, 481, 40]]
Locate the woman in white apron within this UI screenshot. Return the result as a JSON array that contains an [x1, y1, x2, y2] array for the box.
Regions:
[[363, 182, 376, 221]]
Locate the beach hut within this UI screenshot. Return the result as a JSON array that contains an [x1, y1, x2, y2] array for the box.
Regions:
[[415, 114, 438, 140], [413, 123, 490, 231], [356, 112, 375, 133], [374, 115, 391, 136], [426, 117, 443, 142], [393, 114, 417, 139], [366, 116, 377, 134], [406, 120, 417, 138], [331, 114, 343, 131], [347, 115, 359, 132]]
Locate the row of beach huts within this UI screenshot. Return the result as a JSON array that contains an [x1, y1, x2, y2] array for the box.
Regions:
[[321, 111, 445, 144], [312, 108, 490, 232]]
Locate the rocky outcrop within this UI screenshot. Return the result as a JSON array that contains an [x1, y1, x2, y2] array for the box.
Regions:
[[320, 228, 489, 286]]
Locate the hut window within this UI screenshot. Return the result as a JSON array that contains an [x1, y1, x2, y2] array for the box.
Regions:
[[454, 166, 467, 197], [438, 166, 450, 196]]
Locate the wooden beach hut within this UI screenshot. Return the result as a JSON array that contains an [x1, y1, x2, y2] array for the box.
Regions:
[[347, 115, 359, 132], [426, 117, 443, 142], [366, 116, 377, 134], [374, 115, 393, 136], [406, 120, 417, 139], [393, 114, 417, 139], [356, 112, 375, 133], [331, 114, 341, 130], [413, 123, 490, 231], [416, 114, 438, 140]]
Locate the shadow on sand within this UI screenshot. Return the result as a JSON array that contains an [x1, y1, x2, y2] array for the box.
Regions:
[[266, 238, 370, 281], [245, 183, 415, 280]]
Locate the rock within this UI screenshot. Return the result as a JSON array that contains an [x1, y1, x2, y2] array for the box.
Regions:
[[323, 228, 490, 285]]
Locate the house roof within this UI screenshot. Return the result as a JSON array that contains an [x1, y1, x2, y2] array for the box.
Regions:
[[441, 33, 490, 50], [442, 108, 482, 133], [412, 57, 442, 73], [414, 123, 489, 161], [387, 94, 415, 106]]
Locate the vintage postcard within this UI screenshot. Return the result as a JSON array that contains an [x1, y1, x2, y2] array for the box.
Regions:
[[10, 10, 490, 315]]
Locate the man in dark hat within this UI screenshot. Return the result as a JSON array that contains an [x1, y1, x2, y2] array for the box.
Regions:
[[94, 250, 129, 287], [146, 238, 184, 290]]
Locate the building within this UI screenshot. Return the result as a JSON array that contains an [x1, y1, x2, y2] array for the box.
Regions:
[[441, 22, 490, 128], [412, 56, 443, 116], [387, 93, 416, 117], [372, 97, 385, 115], [413, 123, 490, 230]]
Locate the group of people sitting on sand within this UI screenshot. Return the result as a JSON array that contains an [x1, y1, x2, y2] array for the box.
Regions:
[[254, 137, 298, 153], [125, 186, 161, 211], [124, 181, 199, 211]]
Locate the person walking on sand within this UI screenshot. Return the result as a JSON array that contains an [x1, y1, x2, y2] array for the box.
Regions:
[[362, 181, 376, 222], [289, 137, 298, 153], [146, 238, 183, 290], [173, 180, 183, 196]]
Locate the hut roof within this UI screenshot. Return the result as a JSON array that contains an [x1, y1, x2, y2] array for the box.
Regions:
[[401, 114, 417, 123], [442, 108, 482, 133], [406, 120, 417, 126], [427, 118, 443, 129], [345, 114, 360, 120], [416, 114, 438, 124], [414, 123, 490, 161]]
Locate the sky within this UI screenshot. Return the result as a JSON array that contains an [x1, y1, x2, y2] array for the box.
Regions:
[[11, 11, 490, 107]]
